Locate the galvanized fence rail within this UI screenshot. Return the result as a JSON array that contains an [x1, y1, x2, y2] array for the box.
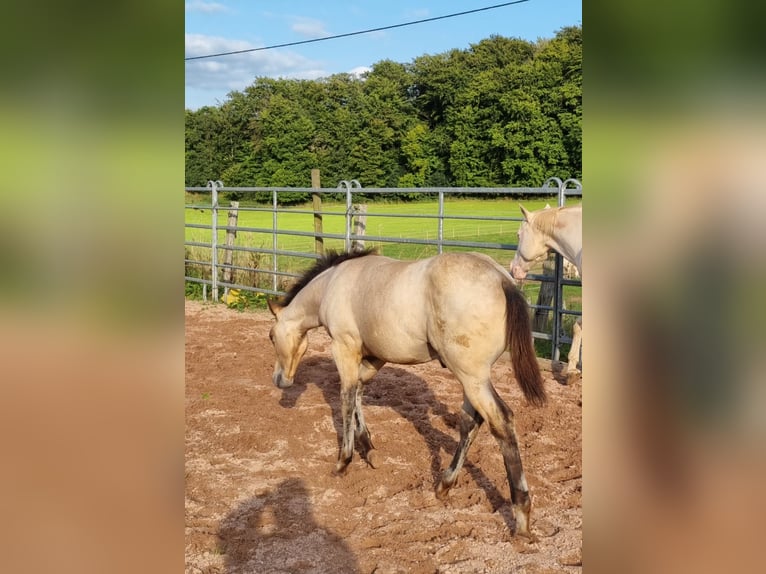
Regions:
[[185, 177, 582, 362]]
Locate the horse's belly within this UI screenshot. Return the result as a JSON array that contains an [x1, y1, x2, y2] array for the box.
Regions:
[[360, 328, 435, 365]]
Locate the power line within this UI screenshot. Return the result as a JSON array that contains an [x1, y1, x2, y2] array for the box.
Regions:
[[185, 0, 532, 62]]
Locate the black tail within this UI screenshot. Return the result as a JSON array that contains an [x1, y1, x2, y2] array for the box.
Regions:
[[504, 281, 547, 407]]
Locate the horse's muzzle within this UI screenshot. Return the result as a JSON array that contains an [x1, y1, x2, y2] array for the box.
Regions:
[[510, 265, 527, 281], [273, 371, 294, 389]]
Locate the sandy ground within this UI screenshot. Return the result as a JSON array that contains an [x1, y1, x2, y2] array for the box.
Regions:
[[185, 300, 581, 573]]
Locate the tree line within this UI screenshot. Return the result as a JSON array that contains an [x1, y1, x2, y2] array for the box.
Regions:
[[185, 26, 581, 203]]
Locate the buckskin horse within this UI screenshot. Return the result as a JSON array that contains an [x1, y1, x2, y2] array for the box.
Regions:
[[267, 249, 547, 537]]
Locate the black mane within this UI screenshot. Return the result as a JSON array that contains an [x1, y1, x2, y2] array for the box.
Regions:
[[279, 248, 378, 308]]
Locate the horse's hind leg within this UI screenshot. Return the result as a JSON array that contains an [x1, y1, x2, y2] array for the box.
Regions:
[[335, 382, 358, 475], [353, 388, 373, 459], [464, 381, 535, 539], [354, 357, 384, 467], [436, 397, 483, 498]]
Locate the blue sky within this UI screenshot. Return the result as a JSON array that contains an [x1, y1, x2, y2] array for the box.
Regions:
[[185, 1, 582, 110]]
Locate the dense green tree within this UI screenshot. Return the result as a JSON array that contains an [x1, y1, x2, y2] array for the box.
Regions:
[[185, 106, 226, 187], [185, 26, 582, 199]]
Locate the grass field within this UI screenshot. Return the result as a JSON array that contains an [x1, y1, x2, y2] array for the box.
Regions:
[[184, 196, 555, 266], [185, 196, 581, 358]]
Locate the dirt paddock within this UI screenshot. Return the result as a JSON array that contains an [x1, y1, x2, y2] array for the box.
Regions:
[[185, 300, 582, 573]]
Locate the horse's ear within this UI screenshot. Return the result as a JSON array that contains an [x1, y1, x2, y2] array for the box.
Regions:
[[519, 204, 532, 221], [267, 299, 283, 317]]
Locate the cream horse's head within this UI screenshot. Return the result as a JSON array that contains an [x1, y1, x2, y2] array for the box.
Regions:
[[267, 300, 309, 388], [510, 205, 550, 281]]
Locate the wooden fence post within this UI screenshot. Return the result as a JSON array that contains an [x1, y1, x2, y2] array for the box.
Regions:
[[311, 169, 323, 255], [351, 204, 367, 252], [222, 201, 239, 297], [532, 253, 556, 333]]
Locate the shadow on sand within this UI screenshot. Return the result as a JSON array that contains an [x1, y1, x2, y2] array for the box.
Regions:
[[278, 356, 517, 530], [218, 477, 360, 574]]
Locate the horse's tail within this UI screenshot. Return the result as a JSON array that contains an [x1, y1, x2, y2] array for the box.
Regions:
[[504, 281, 547, 407]]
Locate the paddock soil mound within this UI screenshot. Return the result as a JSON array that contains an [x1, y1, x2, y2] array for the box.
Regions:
[[185, 300, 581, 573]]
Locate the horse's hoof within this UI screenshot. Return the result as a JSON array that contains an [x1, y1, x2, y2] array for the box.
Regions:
[[435, 480, 452, 500], [363, 450, 379, 469], [566, 370, 581, 385], [333, 461, 350, 476], [516, 530, 539, 543], [513, 519, 538, 542], [513, 505, 535, 541]]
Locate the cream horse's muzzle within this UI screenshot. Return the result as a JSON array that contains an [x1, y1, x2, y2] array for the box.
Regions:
[[510, 264, 528, 281]]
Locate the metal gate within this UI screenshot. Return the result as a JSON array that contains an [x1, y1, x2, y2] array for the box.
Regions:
[[185, 178, 581, 362]]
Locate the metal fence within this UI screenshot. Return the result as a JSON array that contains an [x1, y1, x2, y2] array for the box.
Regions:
[[185, 177, 582, 362]]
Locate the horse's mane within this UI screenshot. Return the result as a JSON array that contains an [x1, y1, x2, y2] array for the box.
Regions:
[[532, 207, 560, 237], [280, 247, 378, 307], [532, 204, 581, 237]]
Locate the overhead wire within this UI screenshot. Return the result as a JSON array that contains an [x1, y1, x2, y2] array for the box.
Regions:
[[185, 0, 532, 61]]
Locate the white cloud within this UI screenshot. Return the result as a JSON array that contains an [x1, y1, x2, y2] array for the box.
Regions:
[[185, 34, 328, 94], [406, 9, 430, 19], [185, 1, 228, 13], [290, 17, 329, 39], [348, 66, 371, 78]]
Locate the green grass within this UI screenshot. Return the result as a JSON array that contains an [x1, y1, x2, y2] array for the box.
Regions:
[[185, 196, 581, 357], [185, 197, 555, 270]]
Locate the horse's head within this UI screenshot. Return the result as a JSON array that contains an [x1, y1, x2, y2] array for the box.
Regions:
[[510, 205, 550, 280], [267, 299, 309, 388]]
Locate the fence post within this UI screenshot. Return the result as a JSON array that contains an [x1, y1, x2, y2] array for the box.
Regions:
[[438, 190, 444, 254], [311, 169, 323, 255], [551, 177, 582, 362], [339, 180, 352, 251], [351, 204, 367, 252], [207, 180, 223, 303], [272, 190, 278, 292], [552, 249, 564, 362], [222, 201, 239, 297], [532, 254, 557, 333], [559, 178, 583, 367], [561, 178, 582, 206]]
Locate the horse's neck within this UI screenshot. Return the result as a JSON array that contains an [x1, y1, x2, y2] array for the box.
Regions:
[[546, 208, 582, 276], [283, 273, 326, 332]]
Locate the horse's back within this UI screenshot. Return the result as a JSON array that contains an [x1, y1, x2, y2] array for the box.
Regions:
[[318, 252, 513, 367]]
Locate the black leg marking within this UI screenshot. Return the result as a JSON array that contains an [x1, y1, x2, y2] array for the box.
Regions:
[[436, 401, 484, 498]]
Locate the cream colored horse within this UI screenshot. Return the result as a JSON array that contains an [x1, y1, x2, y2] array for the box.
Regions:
[[510, 204, 583, 382], [268, 250, 546, 538]]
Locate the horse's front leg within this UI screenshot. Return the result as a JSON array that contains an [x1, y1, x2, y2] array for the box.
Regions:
[[332, 342, 362, 475], [566, 317, 582, 384]]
